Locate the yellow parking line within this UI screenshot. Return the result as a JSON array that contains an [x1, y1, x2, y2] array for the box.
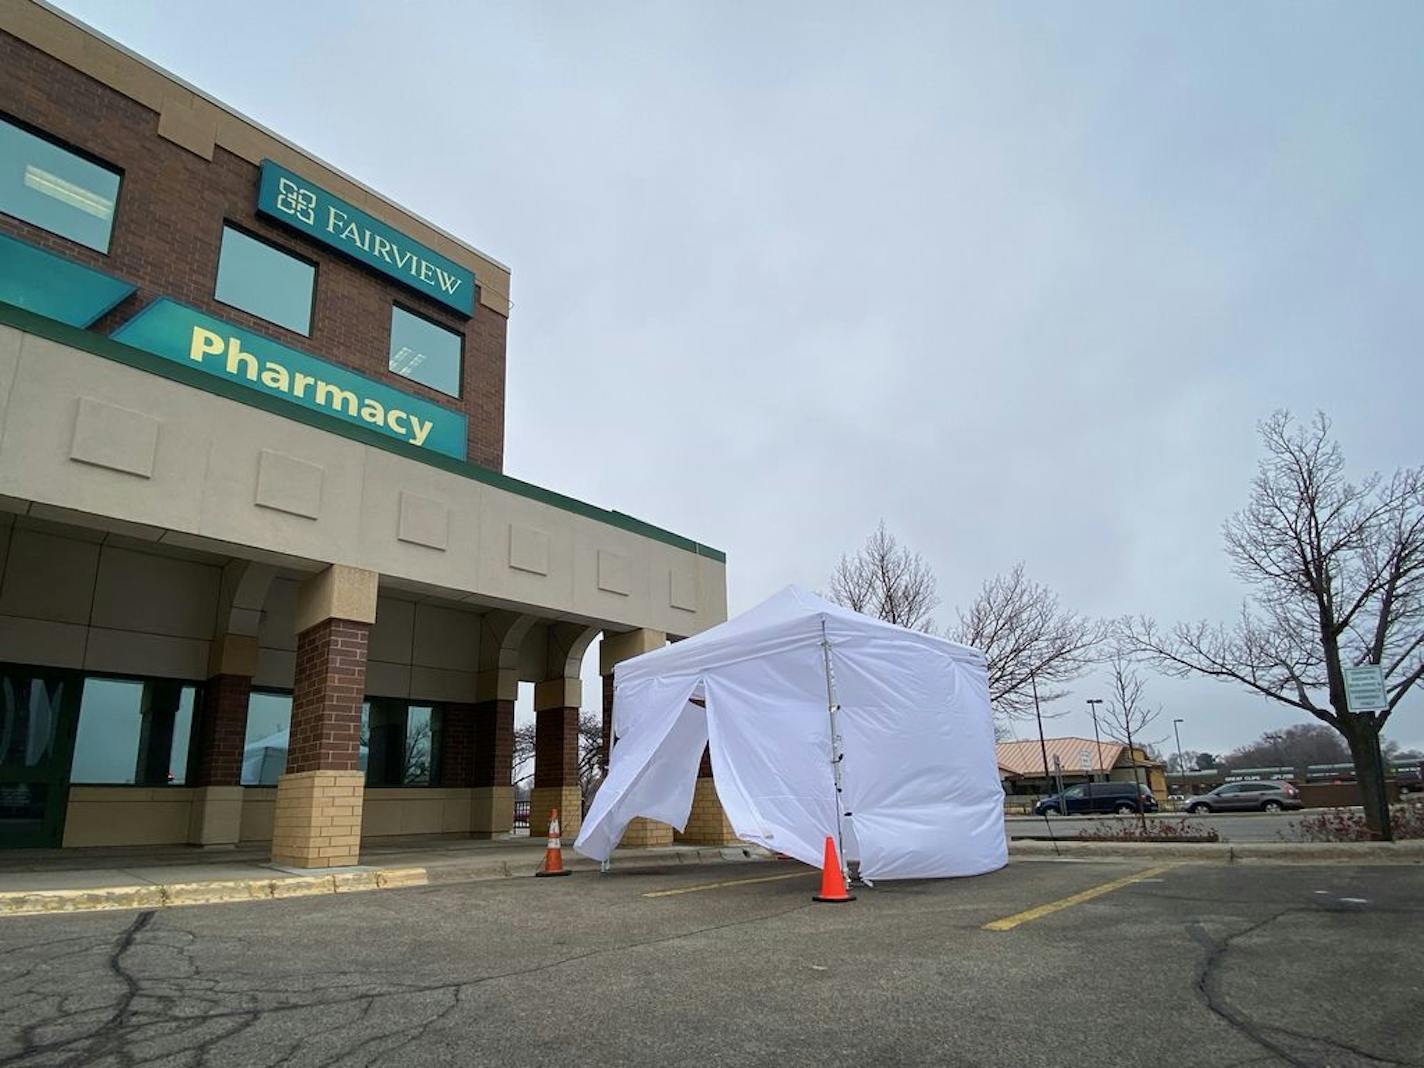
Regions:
[[982, 864, 1176, 931], [642, 871, 816, 898]]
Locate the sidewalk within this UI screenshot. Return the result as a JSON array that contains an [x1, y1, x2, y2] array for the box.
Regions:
[[0, 835, 772, 917]]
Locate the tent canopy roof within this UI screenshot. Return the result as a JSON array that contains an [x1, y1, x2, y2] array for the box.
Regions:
[[619, 586, 984, 686]]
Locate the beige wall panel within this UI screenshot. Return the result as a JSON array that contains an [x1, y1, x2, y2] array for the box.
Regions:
[[569, 520, 655, 626], [368, 596, 415, 663], [84, 627, 209, 679], [198, 417, 366, 565], [62, 788, 195, 847], [361, 789, 469, 837], [0, 615, 87, 669], [0, 336, 209, 533], [0, 324, 25, 437], [69, 396, 159, 478], [91, 545, 221, 638], [258, 578, 298, 651], [408, 665, 478, 703], [441, 795, 471, 833], [0, 527, 98, 624], [0, 337, 726, 639], [475, 495, 576, 612], [359, 794, 402, 836], [253, 647, 296, 690], [411, 603, 480, 671], [357, 450, 482, 593], [239, 787, 277, 842], [364, 659, 411, 699]]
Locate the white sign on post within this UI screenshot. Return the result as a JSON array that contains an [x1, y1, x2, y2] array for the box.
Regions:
[[1079, 749, 1092, 771], [1342, 664, 1388, 713]]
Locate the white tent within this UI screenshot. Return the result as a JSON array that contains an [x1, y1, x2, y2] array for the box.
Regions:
[[574, 586, 1007, 880]]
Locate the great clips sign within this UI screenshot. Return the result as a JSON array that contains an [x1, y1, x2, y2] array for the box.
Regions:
[[257, 160, 475, 316]]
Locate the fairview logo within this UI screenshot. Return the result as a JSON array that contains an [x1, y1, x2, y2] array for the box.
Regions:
[[258, 161, 476, 316]]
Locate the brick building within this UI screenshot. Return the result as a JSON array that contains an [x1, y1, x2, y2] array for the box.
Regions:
[[0, 1, 730, 864]]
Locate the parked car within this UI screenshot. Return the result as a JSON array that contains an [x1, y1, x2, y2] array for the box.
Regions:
[[1184, 780, 1303, 813], [1033, 781, 1158, 816]]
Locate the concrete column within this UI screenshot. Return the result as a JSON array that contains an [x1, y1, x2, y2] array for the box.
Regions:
[[188, 634, 257, 847], [600, 628, 676, 848], [530, 677, 582, 840], [270, 565, 376, 869]]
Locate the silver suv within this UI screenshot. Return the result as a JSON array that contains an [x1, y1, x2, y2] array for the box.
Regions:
[[1184, 780, 1303, 813]]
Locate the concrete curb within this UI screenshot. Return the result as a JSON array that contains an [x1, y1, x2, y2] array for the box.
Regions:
[[1009, 839, 1424, 863], [419, 844, 771, 885], [0, 866, 429, 918], [0, 845, 768, 916]]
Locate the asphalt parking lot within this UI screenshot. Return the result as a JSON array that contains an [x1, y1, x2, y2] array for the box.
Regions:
[[1, 858, 1420, 1067]]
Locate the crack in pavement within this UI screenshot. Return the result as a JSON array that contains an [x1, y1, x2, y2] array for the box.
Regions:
[[0, 899, 815, 1066], [1187, 910, 1420, 1068]]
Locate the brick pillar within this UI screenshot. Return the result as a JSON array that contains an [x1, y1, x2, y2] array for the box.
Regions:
[[530, 677, 582, 840], [271, 565, 376, 869], [600, 672, 614, 768], [675, 745, 740, 846], [470, 697, 514, 837], [188, 634, 257, 847], [438, 703, 475, 788]]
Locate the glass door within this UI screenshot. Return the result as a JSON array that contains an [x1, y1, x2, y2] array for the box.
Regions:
[[0, 667, 79, 848]]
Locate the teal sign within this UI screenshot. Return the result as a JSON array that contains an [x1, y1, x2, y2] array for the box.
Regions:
[[256, 160, 475, 316], [112, 300, 468, 459], [0, 232, 135, 328]]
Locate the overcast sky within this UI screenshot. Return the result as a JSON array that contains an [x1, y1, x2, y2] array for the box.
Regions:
[[56, 1, 1423, 755]]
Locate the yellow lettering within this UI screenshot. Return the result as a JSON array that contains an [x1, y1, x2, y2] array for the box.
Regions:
[[326, 205, 347, 233], [293, 372, 316, 399], [189, 327, 224, 363], [314, 380, 358, 416], [260, 362, 290, 392], [359, 398, 386, 426], [387, 410, 409, 436], [408, 417, 432, 447], [225, 338, 259, 381]]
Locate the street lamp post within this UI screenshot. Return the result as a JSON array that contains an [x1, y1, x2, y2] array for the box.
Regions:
[[1173, 717, 1187, 802], [1086, 698, 1106, 798]]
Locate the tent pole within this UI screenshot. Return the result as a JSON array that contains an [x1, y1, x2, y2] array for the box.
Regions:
[[819, 618, 850, 886]]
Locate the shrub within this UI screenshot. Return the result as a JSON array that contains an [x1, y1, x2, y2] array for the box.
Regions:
[[1282, 802, 1424, 842], [1076, 818, 1220, 843]]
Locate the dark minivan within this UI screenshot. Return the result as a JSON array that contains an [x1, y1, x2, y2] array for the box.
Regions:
[[1033, 781, 1158, 816]]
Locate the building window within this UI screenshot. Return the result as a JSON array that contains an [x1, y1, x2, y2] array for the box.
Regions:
[[365, 700, 441, 786], [388, 305, 461, 397], [241, 691, 293, 786], [214, 225, 315, 335], [1, 117, 121, 253], [70, 677, 197, 785]]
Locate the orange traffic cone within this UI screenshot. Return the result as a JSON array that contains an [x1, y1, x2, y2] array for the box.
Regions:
[[812, 835, 855, 903], [535, 808, 571, 877]]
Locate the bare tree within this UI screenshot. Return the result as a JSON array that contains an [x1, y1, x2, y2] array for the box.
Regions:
[[1099, 653, 1161, 827], [1121, 411, 1424, 839], [949, 564, 1108, 717], [513, 712, 604, 800], [827, 521, 939, 631], [511, 722, 536, 785]]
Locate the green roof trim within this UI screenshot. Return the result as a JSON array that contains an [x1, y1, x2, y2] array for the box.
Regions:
[[0, 300, 726, 563]]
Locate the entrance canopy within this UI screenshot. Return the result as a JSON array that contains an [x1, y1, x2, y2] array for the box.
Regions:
[[575, 587, 1007, 880]]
